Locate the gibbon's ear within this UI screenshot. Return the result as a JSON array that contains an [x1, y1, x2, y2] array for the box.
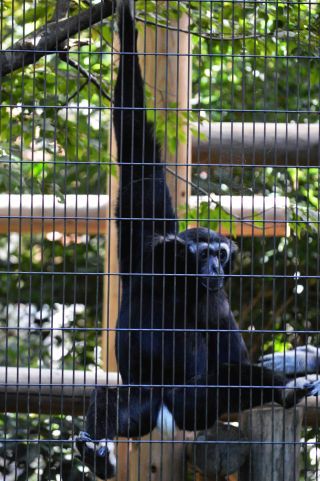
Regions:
[[153, 235, 188, 273], [224, 239, 238, 274]]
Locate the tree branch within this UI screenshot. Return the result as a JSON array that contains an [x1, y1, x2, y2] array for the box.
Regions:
[[0, 0, 115, 77], [59, 51, 112, 102], [136, 15, 274, 42]]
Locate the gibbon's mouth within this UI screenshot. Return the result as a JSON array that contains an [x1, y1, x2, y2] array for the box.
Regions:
[[200, 277, 224, 292]]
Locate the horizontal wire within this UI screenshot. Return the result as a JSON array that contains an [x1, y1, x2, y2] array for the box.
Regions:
[[1, 438, 319, 446], [0, 382, 314, 389], [1, 49, 319, 60], [0, 216, 313, 224], [1, 327, 320, 335], [1, 104, 318, 113], [0, 271, 317, 278], [0, 160, 318, 168]]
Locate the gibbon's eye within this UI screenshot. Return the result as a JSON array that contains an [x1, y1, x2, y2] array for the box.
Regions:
[[217, 248, 228, 265], [199, 249, 208, 260]]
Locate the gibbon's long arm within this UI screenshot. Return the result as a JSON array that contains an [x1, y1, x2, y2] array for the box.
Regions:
[[114, 0, 176, 275], [260, 345, 320, 376]]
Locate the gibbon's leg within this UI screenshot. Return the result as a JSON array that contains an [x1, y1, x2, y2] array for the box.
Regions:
[[164, 363, 320, 432], [259, 345, 320, 375], [76, 387, 160, 479]]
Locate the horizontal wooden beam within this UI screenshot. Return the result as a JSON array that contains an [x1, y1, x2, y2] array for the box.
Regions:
[[1, 367, 319, 427], [0, 194, 289, 237], [193, 123, 320, 166], [0, 367, 119, 415]]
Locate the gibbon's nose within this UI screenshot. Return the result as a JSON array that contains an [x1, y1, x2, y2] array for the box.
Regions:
[[199, 256, 224, 292], [207, 254, 223, 276]]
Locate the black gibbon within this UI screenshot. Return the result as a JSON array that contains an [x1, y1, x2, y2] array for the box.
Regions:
[[76, 1, 320, 478]]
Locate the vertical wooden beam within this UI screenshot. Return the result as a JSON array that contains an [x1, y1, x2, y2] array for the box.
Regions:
[[102, 165, 119, 375], [138, 10, 192, 211], [102, 26, 119, 374], [129, 6, 192, 481], [102, 5, 192, 481], [102, 33, 129, 481]]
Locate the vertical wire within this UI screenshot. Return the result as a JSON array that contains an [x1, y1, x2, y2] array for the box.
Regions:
[[282, 3, 291, 479], [137, 1, 145, 476], [294, 3, 302, 478], [23, 0, 32, 474], [310, 3, 319, 478], [194, 0, 202, 449], [4, 0, 14, 473], [275, 1, 281, 475], [141, 2, 154, 479], [50, 0, 58, 471], [159, 2, 166, 477], [302, 2, 312, 474], [14, 0, 25, 468], [152, 2, 160, 479], [237, 1, 245, 475], [230, 0, 235, 451], [38, 0, 49, 475], [190, 1, 200, 474], [217, 2, 224, 471], [204, 1, 214, 476], [61, 33, 70, 475], [107, 0, 116, 476], [135, 18, 142, 478], [183, 8, 192, 481], [123, 2, 133, 474]]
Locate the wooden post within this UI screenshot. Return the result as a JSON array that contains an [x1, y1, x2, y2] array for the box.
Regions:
[[129, 6, 192, 481], [102, 157, 119, 375], [102, 6, 191, 480], [239, 406, 303, 481], [101, 28, 129, 480], [129, 432, 186, 481], [137, 10, 192, 210]]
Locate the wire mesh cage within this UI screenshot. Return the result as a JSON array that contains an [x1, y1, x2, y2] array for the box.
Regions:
[[0, 0, 319, 480]]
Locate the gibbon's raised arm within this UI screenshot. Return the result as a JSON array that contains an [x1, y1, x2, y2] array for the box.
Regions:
[[114, 0, 176, 275]]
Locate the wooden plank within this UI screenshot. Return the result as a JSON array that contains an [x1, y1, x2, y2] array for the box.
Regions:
[[0, 194, 106, 235], [193, 122, 320, 166], [0, 366, 118, 415], [0, 194, 289, 237], [0, 366, 319, 424]]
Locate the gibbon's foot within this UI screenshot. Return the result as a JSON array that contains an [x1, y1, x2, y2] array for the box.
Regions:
[[259, 345, 320, 375], [283, 377, 320, 408], [305, 379, 320, 397], [76, 431, 117, 479]]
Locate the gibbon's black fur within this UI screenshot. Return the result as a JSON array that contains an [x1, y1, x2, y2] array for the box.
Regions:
[[76, 1, 320, 477]]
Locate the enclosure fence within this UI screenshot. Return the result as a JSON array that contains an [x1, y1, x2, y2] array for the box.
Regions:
[[0, 1, 319, 481]]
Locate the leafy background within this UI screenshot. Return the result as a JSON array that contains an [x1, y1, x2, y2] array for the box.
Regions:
[[0, 0, 319, 479]]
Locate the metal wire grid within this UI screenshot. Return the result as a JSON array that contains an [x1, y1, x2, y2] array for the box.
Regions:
[[0, 0, 319, 480]]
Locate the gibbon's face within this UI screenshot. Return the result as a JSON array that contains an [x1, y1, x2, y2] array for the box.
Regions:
[[178, 228, 237, 292]]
